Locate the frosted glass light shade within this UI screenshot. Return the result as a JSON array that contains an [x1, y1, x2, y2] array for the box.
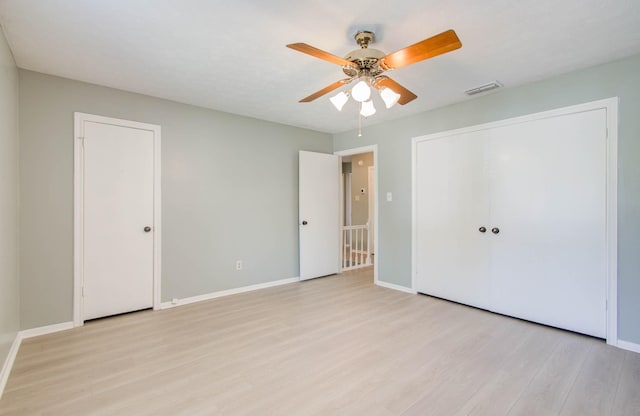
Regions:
[[380, 87, 401, 109], [360, 100, 376, 117], [329, 91, 349, 111], [351, 80, 371, 102]]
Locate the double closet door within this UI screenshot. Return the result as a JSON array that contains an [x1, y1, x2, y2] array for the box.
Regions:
[[414, 108, 607, 338]]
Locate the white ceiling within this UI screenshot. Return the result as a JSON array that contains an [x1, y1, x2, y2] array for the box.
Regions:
[[1, 0, 639, 134]]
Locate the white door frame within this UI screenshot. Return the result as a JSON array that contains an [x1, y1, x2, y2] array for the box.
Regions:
[[368, 166, 375, 253], [345, 172, 352, 226], [411, 97, 618, 345], [335, 145, 378, 284], [73, 113, 162, 327]]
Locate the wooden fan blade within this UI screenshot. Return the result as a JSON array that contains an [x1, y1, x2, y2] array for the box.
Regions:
[[299, 79, 350, 103], [375, 76, 417, 105], [380, 29, 461, 70], [287, 43, 357, 69]]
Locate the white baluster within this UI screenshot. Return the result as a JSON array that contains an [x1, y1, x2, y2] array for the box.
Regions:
[[358, 228, 363, 266], [366, 223, 370, 265], [350, 229, 353, 268]]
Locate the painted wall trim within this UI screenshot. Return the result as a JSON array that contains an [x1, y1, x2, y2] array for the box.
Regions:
[[20, 321, 75, 339], [159, 277, 299, 309], [335, 145, 379, 285], [411, 97, 619, 345], [605, 99, 619, 345], [616, 340, 640, 354], [0, 333, 21, 400], [0, 321, 75, 399], [376, 280, 417, 295], [73, 112, 162, 327]]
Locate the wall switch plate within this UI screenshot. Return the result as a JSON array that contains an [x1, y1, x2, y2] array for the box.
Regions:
[[236, 260, 242, 270], [386, 192, 392, 202]]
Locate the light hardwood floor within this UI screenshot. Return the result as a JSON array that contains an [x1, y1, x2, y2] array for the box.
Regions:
[[1, 268, 638, 415]]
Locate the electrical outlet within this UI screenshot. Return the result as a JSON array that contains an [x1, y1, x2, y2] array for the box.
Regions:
[[236, 260, 242, 271]]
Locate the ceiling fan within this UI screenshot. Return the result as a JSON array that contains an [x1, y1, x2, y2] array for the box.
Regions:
[[286, 29, 462, 111]]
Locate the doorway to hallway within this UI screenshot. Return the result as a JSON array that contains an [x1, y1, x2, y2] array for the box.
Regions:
[[335, 145, 378, 283]]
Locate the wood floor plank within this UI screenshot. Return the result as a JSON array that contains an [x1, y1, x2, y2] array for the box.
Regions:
[[451, 323, 562, 416], [0, 268, 637, 416], [611, 351, 640, 415], [504, 329, 594, 416], [400, 316, 526, 415], [335, 303, 511, 414], [558, 341, 626, 416]]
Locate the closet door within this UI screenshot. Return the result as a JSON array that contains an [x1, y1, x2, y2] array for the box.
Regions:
[[415, 130, 491, 309], [82, 121, 155, 320], [488, 109, 607, 337]]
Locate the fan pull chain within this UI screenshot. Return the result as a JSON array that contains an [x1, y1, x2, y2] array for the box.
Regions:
[[358, 105, 363, 137]]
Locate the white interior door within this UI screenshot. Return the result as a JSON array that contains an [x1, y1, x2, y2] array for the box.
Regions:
[[299, 151, 340, 280], [414, 105, 609, 339], [489, 109, 607, 337], [415, 130, 492, 308], [83, 121, 155, 320]]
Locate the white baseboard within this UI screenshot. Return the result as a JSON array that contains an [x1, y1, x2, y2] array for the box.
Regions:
[[376, 280, 417, 294], [20, 321, 75, 339], [617, 339, 640, 354], [160, 277, 299, 309], [0, 332, 22, 400], [1, 321, 75, 399]]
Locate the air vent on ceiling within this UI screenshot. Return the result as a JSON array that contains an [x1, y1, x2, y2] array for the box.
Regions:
[[465, 81, 503, 96]]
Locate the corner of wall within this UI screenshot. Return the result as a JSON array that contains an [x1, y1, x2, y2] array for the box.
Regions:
[[0, 23, 21, 401]]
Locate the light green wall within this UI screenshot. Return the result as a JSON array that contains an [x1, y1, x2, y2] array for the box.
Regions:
[[334, 53, 640, 345], [0, 28, 20, 369], [18, 70, 332, 329]]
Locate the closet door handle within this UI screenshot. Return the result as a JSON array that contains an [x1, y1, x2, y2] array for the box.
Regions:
[[478, 226, 486, 233], [491, 227, 500, 234]]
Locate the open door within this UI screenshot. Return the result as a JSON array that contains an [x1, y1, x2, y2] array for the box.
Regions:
[[299, 151, 340, 280]]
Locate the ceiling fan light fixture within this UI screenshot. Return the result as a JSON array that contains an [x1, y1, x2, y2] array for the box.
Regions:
[[360, 100, 376, 117], [351, 79, 371, 102], [329, 91, 349, 111], [380, 87, 401, 109]]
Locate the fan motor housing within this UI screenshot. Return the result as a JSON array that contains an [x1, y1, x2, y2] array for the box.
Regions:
[[342, 48, 385, 77]]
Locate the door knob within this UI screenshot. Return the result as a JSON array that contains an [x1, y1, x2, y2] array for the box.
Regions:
[[144, 226, 152, 232], [478, 226, 487, 233], [491, 227, 500, 234], [301, 220, 308, 225]]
